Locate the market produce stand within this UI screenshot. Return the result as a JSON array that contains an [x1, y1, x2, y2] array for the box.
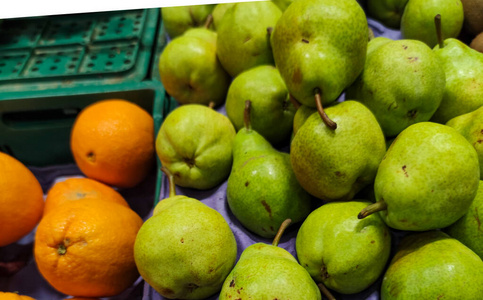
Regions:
[[1, 1, 482, 300]]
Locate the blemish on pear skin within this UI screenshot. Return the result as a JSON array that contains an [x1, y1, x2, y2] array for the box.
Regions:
[[180, 238, 184, 243], [292, 68, 303, 84], [402, 45, 408, 50], [402, 165, 408, 177], [160, 287, 175, 297], [270, 226, 274, 232], [301, 39, 309, 43], [242, 155, 266, 168], [407, 57, 418, 62], [474, 207, 482, 233], [437, 294, 444, 300], [230, 280, 235, 287], [334, 171, 343, 177], [371, 240, 375, 244], [261, 200, 272, 217], [245, 181, 249, 187], [243, 37, 251, 44]]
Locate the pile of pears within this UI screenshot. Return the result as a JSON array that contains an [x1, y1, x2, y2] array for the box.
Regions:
[[134, 0, 483, 299]]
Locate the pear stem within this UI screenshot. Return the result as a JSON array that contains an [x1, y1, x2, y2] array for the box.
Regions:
[[314, 88, 337, 130], [244, 100, 252, 131], [358, 199, 387, 219], [318, 283, 336, 300], [267, 27, 273, 37], [434, 14, 444, 49], [204, 14, 213, 29], [161, 166, 177, 198], [208, 101, 215, 109], [272, 219, 292, 247], [289, 94, 301, 110]]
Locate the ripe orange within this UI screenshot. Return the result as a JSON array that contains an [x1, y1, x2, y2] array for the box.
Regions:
[[0, 152, 44, 247], [0, 292, 35, 300], [70, 99, 155, 188], [44, 177, 129, 216], [34, 199, 143, 297]]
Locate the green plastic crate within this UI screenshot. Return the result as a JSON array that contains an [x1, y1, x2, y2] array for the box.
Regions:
[[150, 10, 167, 83], [0, 81, 170, 165], [0, 8, 159, 94]]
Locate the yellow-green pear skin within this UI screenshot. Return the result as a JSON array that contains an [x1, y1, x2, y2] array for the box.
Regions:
[[225, 65, 296, 145], [161, 5, 215, 38], [216, 2, 282, 77], [271, 0, 368, 107], [292, 105, 316, 137], [155, 105, 236, 190], [290, 101, 386, 202], [374, 122, 480, 231], [226, 126, 312, 238], [446, 181, 483, 259], [367, 0, 409, 28], [272, 0, 295, 11], [401, 0, 464, 48], [183, 28, 217, 46], [159, 34, 230, 107], [381, 231, 483, 299], [446, 106, 483, 179], [431, 38, 483, 124], [219, 243, 321, 300], [296, 201, 391, 294], [347, 39, 446, 137], [212, 3, 235, 30], [134, 197, 237, 299]]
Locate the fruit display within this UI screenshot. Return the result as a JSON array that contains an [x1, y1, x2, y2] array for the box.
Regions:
[[2, 0, 483, 299]]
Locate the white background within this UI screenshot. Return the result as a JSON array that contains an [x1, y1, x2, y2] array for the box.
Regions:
[[0, 0, 266, 19]]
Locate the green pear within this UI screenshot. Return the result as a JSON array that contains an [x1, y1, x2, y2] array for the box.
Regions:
[[366, 36, 393, 57], [367, 0, 409, 28], [183, 27, 217, 45], [212, 3, 235, 30], [290, 100, 386, 202], [401, 0, 464, 48], [446, 181, 483, 259], [158, 32, 230, 107], [272, 0, 294, 11], [216, 2, 282, 77], [219, 220, 322, 299], [359, 122, 480, 231], [346, 38, 446, 137], [225, 65, 296, 145], [292, 105, 316, 137], [161, 5, 215, 38], [430, 38, 483, 123], [296, 201, 391, 294], [381, 231, 483, 299], [134, 168, 237, 299], [155, 104, 236, 190], [446, 106, 483, 179], [226, 101, 312, 238], [271, 0, 368, 129]]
